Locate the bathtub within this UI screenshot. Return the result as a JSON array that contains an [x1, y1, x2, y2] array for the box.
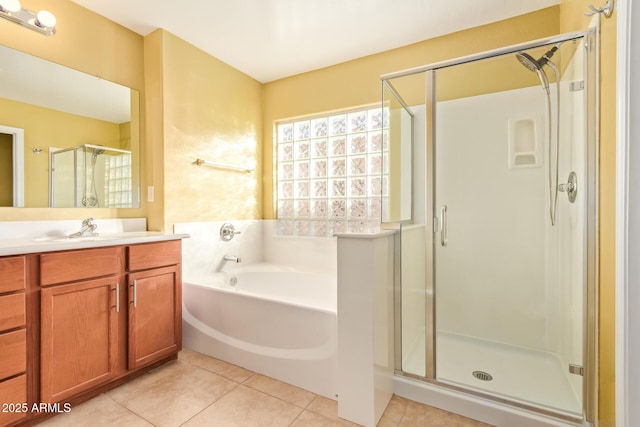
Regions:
[[182, 263, 338, 399]]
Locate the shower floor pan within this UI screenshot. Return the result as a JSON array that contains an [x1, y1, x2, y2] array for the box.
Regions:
[[404, 332, 582, 417]]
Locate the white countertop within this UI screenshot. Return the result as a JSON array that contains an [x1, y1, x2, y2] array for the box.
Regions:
[[0, 218, 189, 256], [333, 230, 396, 239], [0, 232, 190, 256]]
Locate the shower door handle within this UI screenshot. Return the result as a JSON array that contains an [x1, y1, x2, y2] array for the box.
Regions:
[[440, 205, 448, 247]]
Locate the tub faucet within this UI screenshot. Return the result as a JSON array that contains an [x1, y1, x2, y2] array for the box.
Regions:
[[69, 218, 98, 238], [223, 255, 242, 263]]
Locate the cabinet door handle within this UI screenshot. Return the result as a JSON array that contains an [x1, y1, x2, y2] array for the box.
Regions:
[[132, 279, 137, 308], [115, 283, 120, 312]]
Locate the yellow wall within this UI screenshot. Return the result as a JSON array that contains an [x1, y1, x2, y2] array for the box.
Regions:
[[560, 2, 617, 426], [0, 97, 122, 207], [262, 7, 560, 218], [142, 30, 164, 231], [144, 30, 263, 232], [0, 0, 144, 220]]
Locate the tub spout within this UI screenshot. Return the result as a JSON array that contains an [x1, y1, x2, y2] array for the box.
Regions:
[[224, 255, 242, 263]]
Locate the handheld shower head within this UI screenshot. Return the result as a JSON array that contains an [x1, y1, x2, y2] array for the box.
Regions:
[[516, 52, 551, 94], [515, 44, 563, 226], [515, 52, 542, 72], [516, 45, 559, 70], [515, 45, 559, 95]]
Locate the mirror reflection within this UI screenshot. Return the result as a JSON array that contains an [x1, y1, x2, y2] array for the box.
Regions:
[[51, 144, 133, 208], [0, 44, 140, 208]]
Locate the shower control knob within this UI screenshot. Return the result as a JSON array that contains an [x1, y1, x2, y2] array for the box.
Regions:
[[559, 171, 578, 203], [220, 222, 241, 241], [558, 183, 574, 192]]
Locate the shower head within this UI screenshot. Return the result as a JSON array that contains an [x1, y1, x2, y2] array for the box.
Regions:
[[515, 45, 559, 95], [516, 52, 542, 72], [91, 147, 106, 157], [516, 45, 559, 71]]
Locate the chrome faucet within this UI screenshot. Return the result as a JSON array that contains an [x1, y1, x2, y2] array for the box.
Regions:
[[69, 218, 98, 238], [223, 255, 242, 263]]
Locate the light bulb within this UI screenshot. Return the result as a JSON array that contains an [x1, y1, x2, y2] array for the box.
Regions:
[[35, 9, 56, 28], [0, 0, 21, 13]]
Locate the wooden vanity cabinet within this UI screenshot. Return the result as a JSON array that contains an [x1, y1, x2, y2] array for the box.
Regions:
[[127, 240, 182, 369], [0, 256, 28, 427], [39, 247, 121, 403], [0, 238, 182, 427]]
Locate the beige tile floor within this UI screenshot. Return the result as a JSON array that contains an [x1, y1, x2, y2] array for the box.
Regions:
[[38, 348, 493, 427]]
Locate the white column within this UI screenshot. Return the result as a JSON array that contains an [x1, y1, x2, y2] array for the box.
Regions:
[[336, 231, 395, 427]]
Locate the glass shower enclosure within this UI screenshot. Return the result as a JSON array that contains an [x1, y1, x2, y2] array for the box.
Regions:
[[382, 29, 598, 423], [50, 144, 133, 208]]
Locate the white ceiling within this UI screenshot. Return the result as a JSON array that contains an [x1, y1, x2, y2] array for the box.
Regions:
[[70, 0, 560, 83]]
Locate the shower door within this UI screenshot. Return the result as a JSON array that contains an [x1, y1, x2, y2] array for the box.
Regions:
[[427, 34, 597, 420]]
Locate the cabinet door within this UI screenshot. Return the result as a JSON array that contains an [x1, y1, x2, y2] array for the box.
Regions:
[[41, 277, 119, 403], [128, 265, 180, 370]]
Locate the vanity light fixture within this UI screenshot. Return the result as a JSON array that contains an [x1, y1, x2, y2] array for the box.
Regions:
[[0, 0, 21, 13], [0, 0, 56, 36]]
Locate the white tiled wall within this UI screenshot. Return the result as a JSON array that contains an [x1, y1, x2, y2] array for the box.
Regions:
[[174, 220, 337, 279]]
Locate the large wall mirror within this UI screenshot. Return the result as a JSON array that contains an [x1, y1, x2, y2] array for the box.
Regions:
[[0, 44, 140, 208]]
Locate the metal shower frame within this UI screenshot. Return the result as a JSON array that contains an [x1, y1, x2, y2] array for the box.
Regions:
[[382, 27, 599, 424]]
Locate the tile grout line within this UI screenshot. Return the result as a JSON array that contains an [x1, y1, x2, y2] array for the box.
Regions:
[[287, 409, 305, 426], [236, 383, 310, 410], [180, 354, 257, 385], [395, 401, 409, 427], [174, 357, 251, 427], [177, 381, 243, 427], [103, 392, 161, 427], [301, 395, 359, 427], [238, 373, 320, 411]]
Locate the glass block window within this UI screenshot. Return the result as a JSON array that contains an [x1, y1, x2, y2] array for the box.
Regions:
[[104, 153, 132, 208], [276, 107, 388, 236]]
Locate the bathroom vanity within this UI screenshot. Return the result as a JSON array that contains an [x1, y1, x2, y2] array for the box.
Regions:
[[0, 220, 186, 427]]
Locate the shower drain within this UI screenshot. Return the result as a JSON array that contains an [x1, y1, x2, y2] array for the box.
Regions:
[[472, 371, 493, 381]]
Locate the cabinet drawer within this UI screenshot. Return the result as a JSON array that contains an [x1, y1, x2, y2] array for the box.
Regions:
[[41, 247, 121, 286], [0, 256, 26, 293], [0, 375, 27, 425], [128, 240, 181, 271], [0, 293, 25, 331], [0, 330, 26, 380]]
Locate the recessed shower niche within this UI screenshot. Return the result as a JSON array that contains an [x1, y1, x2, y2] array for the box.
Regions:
[[50, 144, 133, 208], [508, 118, 541, 168]]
